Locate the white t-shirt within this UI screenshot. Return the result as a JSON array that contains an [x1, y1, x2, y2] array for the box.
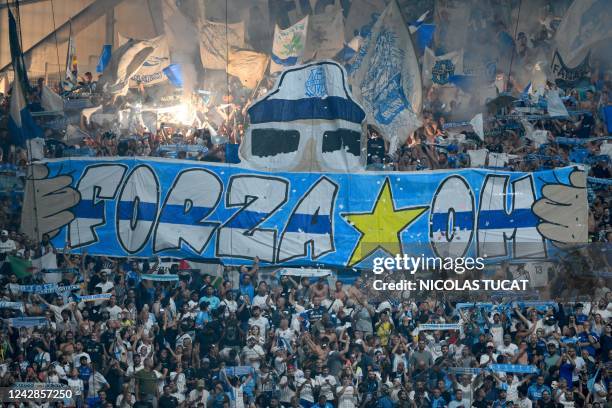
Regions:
[[296, 377, 315, 402], [572, 357, 585, 382], [497, 343, 519, 357], [241, 345, 265, 369], [188, 389, 210, 405], [0, 239, 16, 254], [315, 375, 337, 400], [516, 397, 533, 408], [248, 316, 270, 337], [252, 294, 270, 310], [96, 281, 114, 293], [479, 353, 498, 366], [67, 377, 84, 396], [105, 305, 123, 320]]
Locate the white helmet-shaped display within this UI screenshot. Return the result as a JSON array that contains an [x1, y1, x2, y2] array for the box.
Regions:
[[240, 60, 366, 172]]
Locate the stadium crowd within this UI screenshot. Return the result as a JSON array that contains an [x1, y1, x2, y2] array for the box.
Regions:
[[0, 248, 610, 408], [0, 0, 610, 407]]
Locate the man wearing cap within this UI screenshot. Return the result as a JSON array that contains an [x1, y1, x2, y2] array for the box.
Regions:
[[480, 342, 499, 367], [188, 379, 210, 405], [0, 229, 16, 259], [241, 335, 265, 370], [492, 388, 510, 408]]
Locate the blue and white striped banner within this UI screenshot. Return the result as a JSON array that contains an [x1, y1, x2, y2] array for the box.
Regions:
[[0, 301, 24, 310], [455, 303, 493, 311], [9, 283, 81, 294], [224, 366, 255, 377], [43, 268, 79, 274], [418, 323, 462, 332], [76, 293, 112, 302], [515, 301, 558, 311], [32, 159, 585, 269], [141, 273, 179, 282], [556, 136, 612, 145], [588, 177, 612, 185], [6, 316, 48, 328], [450, 367, 483, 375], [489, 364, 539, 374]]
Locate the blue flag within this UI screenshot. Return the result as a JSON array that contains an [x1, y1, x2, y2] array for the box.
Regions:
[[8, 9, 29, 94], [96, 44, 112, 73], [8, 9, 42, 145], [604, 106, 612, 133], [414, 24, 435, 55], [163, 64, 183, 88]]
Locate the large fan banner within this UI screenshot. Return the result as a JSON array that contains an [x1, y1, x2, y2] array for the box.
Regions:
[[22, 160, 587, 269]]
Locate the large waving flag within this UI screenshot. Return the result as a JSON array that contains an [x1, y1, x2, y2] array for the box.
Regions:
[[118, 34, 170, 87], [8, 7, 42, 145], [9, 74, 43, 145], [227, 49, 269, 89], [349, 0, 422, 152], [554, 0, 611, 66], [271, 16, 309, 73], [96, 44, 112, 74], [97, 39, 157, 96], [422, 47, 464, 88], [8, 8, 29, 94], [199, 20, 245, 70], [344, 0, 385, 39], [303, 10, 344, 61]]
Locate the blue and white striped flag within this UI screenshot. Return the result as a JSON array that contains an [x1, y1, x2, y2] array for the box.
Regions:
[[8, 9, 42, 146]]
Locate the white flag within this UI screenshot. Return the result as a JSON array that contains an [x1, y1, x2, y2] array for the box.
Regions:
[[349, 0, 422, 152], [117, 34, 170, 87], [469, 113, 484, 141], [199, 20, 245, 70], [227, 49, 269, 89], [41, 86, 64, 113], [303, 10, 344, 61], [545, 89, 569, 117], [98, 39, 157, 96], [422, 47, 464, 88], [554, 0, 611, 66], [344, 0, 385, 40], [64, 34, 77, 88], [271, 16, 309, 74]]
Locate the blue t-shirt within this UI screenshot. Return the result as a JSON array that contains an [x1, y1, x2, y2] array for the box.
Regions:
[[430, 396, 447, 408], [240, 283, 255, 301], [527, 384, 551, 401], [195, 311, 211, 327], [79, 365, 92, 382], [199, 295, 220, 310], [578, 331, 599, 356]]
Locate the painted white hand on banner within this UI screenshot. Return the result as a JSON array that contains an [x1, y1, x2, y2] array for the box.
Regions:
[[21, 164, 80, 241], [532, 169, 587, 244]]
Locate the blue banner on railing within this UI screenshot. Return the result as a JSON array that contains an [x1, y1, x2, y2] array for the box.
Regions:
[[27, 159, 587, 268]]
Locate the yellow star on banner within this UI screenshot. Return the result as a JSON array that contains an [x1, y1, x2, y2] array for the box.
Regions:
[[342, 178, 428, 266]]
